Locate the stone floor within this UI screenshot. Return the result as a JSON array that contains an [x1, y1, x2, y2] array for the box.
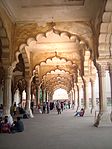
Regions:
[[0, 109, 112, 149]]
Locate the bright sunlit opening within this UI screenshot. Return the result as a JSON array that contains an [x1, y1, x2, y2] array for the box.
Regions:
[[53, 88, 68, 100]]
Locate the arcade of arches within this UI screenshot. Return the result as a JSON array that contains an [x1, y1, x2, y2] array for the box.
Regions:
[[0, 0, 112, 127]]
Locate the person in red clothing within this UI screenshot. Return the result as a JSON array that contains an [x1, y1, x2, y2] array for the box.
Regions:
[[1, 118, 11, 133]]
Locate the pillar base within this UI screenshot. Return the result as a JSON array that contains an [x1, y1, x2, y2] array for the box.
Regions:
[[84, 108, 92, 117], [76, 106, 82, 112], [94, 111, 112, 127], [26, 109, 34, 118], [91, 108, 97, 116]]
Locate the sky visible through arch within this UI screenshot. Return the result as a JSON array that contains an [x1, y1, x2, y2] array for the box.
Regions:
[[53, 88, 68, 100]]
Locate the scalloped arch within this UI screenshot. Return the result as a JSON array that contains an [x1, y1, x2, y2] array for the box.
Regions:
[[42, 68, 71, 79], [13, 43, 30, 75], [42, 68, 72, 80], [39, 56, 73, 66], [46, 76, 71, 86], [0, 18, 10, 66], [26, 28, 88, 49]]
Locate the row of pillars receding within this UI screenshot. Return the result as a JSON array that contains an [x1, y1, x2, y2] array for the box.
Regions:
[[2, 67, 34, 118], [69, 63, 112, 126], [69, 80, 96, 114], [1, 66, 52, 117]]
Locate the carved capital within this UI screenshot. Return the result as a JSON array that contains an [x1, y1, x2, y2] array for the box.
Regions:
[[83, 76, 90, 84], [97, 63, 106, 77], [108, 63, 112, 74], [3, 65, 14, 79], [77, 82, 83, 89]]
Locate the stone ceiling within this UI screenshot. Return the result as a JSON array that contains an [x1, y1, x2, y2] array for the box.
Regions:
[[1, 0, 104, 22]]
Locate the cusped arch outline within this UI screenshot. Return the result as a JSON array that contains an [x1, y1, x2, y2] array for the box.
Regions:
[[37, 54, 76, 67], [47, 80, 71, 89], [35, 28, 89, 48], [45, 76, 71, 87], [42, 68, 72, 80], [0, 18, 10, 66], [45, 76, 71, 84], [13, 43, 30, 76]]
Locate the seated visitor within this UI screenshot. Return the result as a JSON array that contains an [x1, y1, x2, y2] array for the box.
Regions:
[[1, 117, 11, 133], [0, 117, 3, 133], [12, 116, 24, 132], [5, 115, 13, 127], [74, 108, 85, 117]]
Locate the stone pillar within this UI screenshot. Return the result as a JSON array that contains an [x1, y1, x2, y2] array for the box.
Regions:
[[83, 78, 90, 113], [71, 88, 75, 109], [3, 66, 13, 116], [37, 86, 40, 104], [109, 64, 112, 121], [25, 78, 33, 118], [74, 84, 78, 111], [0, 85, 3, 104], [70, 90, 73, 105], [109, 64, 112, 108], [94, 63, 111, 127], [91, 80, 96, 113], [77, 83, 82, 110], [43, 89, 46, 102], [68, 91, 71, 102], [46, 91, 49, 102], [72, 88, 75, 102], [98, 66, 107, 112], [35, 87, 38, 107]]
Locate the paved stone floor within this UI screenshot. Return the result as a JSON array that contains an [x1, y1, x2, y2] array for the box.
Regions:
[[0, 109, 112, 149]]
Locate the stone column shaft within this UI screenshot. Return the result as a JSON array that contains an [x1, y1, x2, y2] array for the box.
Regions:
[[26, 80, 31, 110], [74, 85, 78, 110], [43, 89, 46, 102], [83, 80, 90, 111], [3, 67, 13, 116], [98, 68, 107, 112], [72, 88, 75, 102], [47, 92, 49, 102], [109, 65, 112, 106], [26, 78, 33, 118], [91, 81, 96, 111], [94, 64, 109, 127], [38, 86, 40, 104], [78, 84, 82, 109]]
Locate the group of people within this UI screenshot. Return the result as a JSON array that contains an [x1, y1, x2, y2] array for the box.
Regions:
[[10, 102, 30, 119], [0, 116, 24, 133], [40, 100, 85, 117]]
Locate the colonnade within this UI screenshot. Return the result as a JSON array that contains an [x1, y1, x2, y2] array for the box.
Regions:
[[0, 62, 112, 127], [69, 63, 112, 126], [69, 79, 97, 113]]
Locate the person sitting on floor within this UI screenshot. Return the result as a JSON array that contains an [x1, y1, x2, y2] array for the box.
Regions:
[[0, 117, 3, 133], [1, 117, 11, 133], [74, 108, 85, 117], [5, 115, 13, 127], [11, 116, 24, 133]]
